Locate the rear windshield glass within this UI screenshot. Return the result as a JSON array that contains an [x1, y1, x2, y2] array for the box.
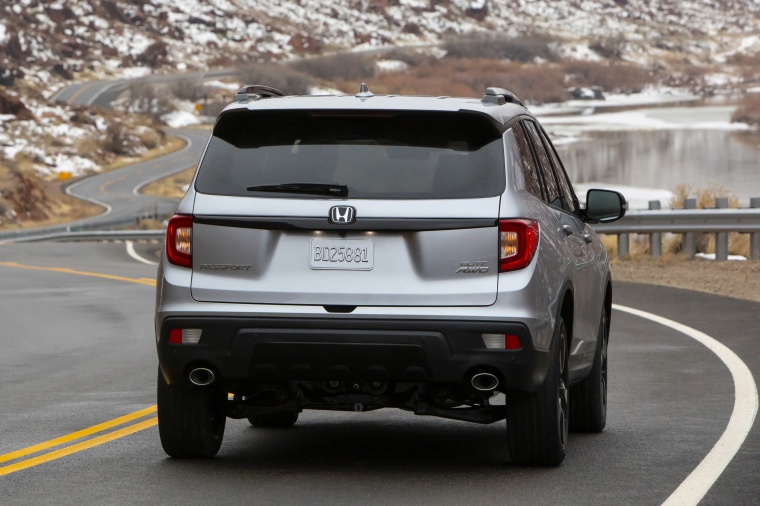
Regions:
[[195, 109, 505, 199]]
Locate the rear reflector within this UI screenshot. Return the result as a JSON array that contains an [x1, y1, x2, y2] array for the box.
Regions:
[[169, 329, 182, 344], [499, 219, 539, 272], [505, 334, 521, 350], [168, 328, 202, 344], [166, 214, 193, 268]]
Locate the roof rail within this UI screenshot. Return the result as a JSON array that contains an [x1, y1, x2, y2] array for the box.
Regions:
[[233, 85, 287, 103], [481, 87, 524, 107]]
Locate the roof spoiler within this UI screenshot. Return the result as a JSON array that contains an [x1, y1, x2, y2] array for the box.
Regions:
[[233, 85, 287, 103], [481, 87, 524, 107]]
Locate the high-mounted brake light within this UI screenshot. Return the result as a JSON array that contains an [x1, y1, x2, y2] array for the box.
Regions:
[[166, 214, 193, 268], [499, 219, 539, 272]]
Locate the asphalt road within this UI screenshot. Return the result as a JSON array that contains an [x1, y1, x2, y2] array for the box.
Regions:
[[0, 128, 208, 242], [0, 241, 757, 505], [62, 128, 208, 225], [49, 69, 235, 108]]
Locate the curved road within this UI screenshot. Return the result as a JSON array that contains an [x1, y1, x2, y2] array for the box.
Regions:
[[49, 69, 235, 108], [63, 128, 207, 224], [0, 241, 757, 504], [0, 127, 209, 242]]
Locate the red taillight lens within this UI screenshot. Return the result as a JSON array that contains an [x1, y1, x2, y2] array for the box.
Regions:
[[168, 329, 182, 344], [499, 219, 539, 272], [166, 214, 193, 268], [505, 334, 521, 350]]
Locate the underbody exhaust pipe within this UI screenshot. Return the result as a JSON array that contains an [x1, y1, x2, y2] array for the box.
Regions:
[[189, 367, 215, 386], [470, 372, 499, 391]]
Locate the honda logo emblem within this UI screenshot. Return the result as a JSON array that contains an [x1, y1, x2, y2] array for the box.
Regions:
[[329, 206, 356, 224]]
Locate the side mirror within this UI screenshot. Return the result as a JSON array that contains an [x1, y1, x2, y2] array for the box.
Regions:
[[584, 189, 627, 223]]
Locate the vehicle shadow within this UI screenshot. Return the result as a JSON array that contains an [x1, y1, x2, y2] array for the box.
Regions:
[[219, 417, 511, 472]]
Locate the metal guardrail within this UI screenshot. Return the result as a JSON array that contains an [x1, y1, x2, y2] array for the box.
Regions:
[[3, 200, 759, 260], [5, 229, 165, 243], [593, 197, 760, 260], [0, 214, 171, 244]]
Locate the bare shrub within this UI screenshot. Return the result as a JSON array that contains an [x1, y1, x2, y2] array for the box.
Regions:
[[562, 60, 652, 94], [202, 101, 227, 118], [292, 53, 376, 81], [444, 33, 558, 63], [102, 123, 144, 157], [236, 62, 314, 95], [127, 81, 173, 115], [363, 58, 566, 104], [589, 36, 626, 60], [731, 94, 760, 126], [382, 48, 438, 68], [668, 184, 747, 256], [170, 79, 203, 101]]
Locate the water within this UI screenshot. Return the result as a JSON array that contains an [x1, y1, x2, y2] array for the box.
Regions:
[[557, 129, 760, 206]]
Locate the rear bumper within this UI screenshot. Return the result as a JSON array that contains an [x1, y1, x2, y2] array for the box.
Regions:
[[157, 317, 551, 393]]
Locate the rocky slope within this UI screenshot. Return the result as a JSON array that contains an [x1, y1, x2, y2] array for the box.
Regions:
[[1, 0, 759, 85]]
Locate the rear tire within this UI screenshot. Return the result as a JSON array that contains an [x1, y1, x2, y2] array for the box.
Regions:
[[506, 317, 569, 466], [157, 368, 226, 458], [248, 412, 299, 428], [570, 310, 608, 433]]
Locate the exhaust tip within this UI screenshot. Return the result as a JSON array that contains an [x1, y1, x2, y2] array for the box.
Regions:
[[471, 372, 499, 391], [189, 367, 215, 386]]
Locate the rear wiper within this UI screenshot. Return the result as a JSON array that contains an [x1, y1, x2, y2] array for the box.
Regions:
[[246, 183, 348, 197]]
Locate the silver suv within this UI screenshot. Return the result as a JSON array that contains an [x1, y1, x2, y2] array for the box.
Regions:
[[155, 84, 626, 466]]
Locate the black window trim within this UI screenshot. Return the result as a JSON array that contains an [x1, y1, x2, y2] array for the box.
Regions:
[[514, 117, 579, 217], [535, 123, 581, 213], [510, 121, 547, 202]]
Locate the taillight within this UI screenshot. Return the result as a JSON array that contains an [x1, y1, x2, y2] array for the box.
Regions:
[[499, 219, 539, 272], [166, 214, 193, 268]]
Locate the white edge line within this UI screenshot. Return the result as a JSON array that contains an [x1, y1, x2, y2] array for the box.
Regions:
[[125, 241, 159, 266], [131, 133, 195, 196], [612, 303, 759, 506], [84, 81, 116, 106], [65, 180, 113, 217]]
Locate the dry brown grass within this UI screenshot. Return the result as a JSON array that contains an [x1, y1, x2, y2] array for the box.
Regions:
[[0, 134, 186, 230], [140, 165, 195, 198], [731, 94, 760, 126], [102, 134, 184, 172], [0, 156, 101, 230], [562, 60, 652, 94], [356, 58, 568, 104], [667, 184, 748, 256], [611, 256, 760, 303]]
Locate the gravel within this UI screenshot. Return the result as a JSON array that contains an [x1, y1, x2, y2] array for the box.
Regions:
[[611, 257, 760, 303]]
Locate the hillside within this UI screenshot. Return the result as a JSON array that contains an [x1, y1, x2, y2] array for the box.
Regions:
[[1, 0, 759, 84], [1, 0, 760, 229]]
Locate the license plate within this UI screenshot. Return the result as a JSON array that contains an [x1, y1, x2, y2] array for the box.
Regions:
[[310, 239, 374, 270]]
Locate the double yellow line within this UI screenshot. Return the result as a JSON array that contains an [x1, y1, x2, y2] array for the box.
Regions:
[[0, 407, 158, 477], [0, 261, 160, 477]]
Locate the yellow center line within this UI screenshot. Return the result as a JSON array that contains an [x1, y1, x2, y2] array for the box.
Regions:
[[0, 262, 157, 287], [0, 418, 158, 477], [65, 82, 95, 105], [0, 406, 157, 464], [99, 174, 128, 194], [0, 260, 163, 476]]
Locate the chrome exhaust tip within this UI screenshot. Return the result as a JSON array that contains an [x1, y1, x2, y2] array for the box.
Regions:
[[470, 372, 499, 391], [189, 367, 215, 386]]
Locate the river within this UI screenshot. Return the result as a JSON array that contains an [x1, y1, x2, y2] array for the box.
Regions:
[[543, 105, 760, 207]]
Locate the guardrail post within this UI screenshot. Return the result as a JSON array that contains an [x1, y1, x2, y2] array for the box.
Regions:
[[715, 197, 729, 261], [682, 198, 697, 259], [649, 200, 662, 257], [618, 233, 629, 260], [751, 197, 760, 261]]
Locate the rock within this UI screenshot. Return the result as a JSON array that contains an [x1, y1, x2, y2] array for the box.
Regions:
[[0, 89, 34, 121], [0, 68, 14, 87]]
